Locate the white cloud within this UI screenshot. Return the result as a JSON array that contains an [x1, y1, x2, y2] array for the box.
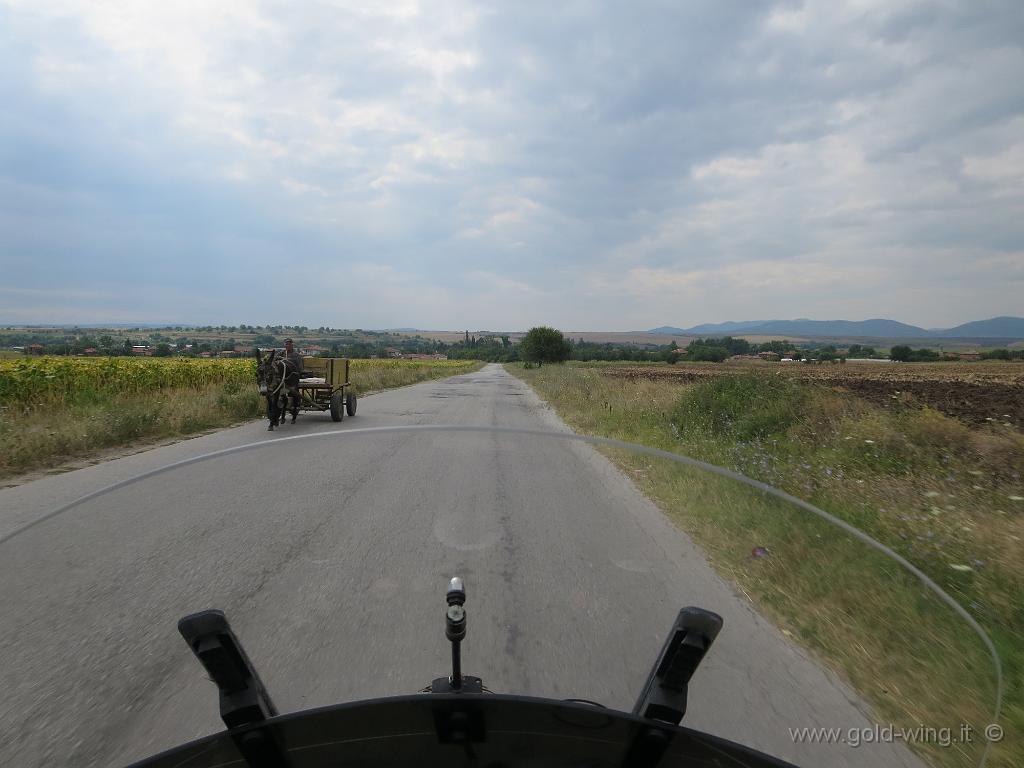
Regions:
[[465, 271, 537, 294], [2, 0, 1022, 328], [963, 143, 1024, 184]]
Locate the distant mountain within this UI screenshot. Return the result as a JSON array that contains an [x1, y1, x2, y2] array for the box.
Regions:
[[733, 319, 928, 337], [647, 326, 690, 335], [682, 320, 777, 334], [650, 319, 928, 337], [937, 317, 1024, 338], [647, 317, 1024, 340]]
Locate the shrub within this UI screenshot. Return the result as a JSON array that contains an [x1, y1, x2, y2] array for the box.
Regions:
[[673, 374, 808, 440]]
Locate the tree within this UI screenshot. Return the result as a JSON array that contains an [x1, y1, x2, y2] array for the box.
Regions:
[[909, 347, 941, 362], [757, 340, 794, 355], [520, 326, 571, 366], [890, 345, 912, 362], [982, 348, 1011, 360], [848, 344, 877, 358], [152, 343, 173, 357], [685, 343, 729, 362]]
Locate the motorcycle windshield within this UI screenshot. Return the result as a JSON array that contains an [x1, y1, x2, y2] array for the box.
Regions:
[[130, 694, 795, 768], [0, 425, 1004, 768]]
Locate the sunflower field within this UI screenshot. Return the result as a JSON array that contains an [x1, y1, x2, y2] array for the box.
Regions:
[[0, 357, 257, 406], [0, 356, 482, 477], [0, 356, 481, 406]]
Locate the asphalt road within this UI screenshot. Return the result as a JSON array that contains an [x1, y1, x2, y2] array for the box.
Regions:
[[0, 364, 923, 767]]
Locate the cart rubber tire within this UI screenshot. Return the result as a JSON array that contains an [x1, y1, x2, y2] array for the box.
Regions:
[[330, 392, 344, 422], [346, 391, 357, 417]]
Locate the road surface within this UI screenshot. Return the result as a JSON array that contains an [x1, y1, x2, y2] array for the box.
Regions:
[[0, 364, 922, 767]]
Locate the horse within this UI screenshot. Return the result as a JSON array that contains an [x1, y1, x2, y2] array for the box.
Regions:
[[255, 349, 300, 430]]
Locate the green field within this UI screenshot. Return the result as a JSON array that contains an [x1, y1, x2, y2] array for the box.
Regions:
[[510, 362, 1021, 768]]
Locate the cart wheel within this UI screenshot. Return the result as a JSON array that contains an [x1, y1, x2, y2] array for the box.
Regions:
[[346, 391, 357, 417], [330, 392, 344, 422]]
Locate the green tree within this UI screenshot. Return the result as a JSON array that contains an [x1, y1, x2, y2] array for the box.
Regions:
[[890, 345, 912, 362], [756, 339, 794, 355], [982, 348, 1011, 360], [909, 347, 941, 362], [847, 344, 877, 358], [520, 326, 571, 366], [684, 339, 730, 362]]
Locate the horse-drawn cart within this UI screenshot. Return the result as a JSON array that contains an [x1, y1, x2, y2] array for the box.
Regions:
[[296, 356, 357, 422]]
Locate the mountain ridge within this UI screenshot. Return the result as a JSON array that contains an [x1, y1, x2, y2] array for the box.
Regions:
[[647, 317, 1024, 339]]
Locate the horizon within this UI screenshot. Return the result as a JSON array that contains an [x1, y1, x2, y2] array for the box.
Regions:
[[2, 2, 1022, 327], [3, 314, 1022, 335]]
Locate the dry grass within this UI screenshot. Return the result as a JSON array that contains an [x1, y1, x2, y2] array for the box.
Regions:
[[0, 382, 261, 479], [510, 362, 1021, 768]]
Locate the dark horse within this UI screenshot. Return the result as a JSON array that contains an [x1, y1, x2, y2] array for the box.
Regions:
[[255, 349, 300, 431]]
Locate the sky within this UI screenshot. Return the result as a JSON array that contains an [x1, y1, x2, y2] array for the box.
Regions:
[[1, 0, 1022, 331]]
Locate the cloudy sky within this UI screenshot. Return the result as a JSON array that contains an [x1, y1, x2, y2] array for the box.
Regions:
[[2, 0, 1022, 330]]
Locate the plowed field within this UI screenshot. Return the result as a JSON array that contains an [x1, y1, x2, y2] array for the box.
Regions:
[[598, 362, 1024, 425]]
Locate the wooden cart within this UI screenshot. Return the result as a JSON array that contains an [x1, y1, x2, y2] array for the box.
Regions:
[[296, 357, 357, 422]]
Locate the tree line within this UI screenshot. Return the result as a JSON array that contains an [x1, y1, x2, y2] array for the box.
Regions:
[[7, 328, 1022, 363]]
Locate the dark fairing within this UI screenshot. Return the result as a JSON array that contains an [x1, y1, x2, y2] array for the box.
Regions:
[[128, 694, 797, 768]]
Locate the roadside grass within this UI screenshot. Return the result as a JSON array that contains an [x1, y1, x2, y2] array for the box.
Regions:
[[0, 358, 482, 480], [0, 382, 262, 479], [509, 362, 1022, 768]]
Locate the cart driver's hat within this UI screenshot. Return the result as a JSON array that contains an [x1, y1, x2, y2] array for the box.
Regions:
[[284, 338, 293, 343]]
